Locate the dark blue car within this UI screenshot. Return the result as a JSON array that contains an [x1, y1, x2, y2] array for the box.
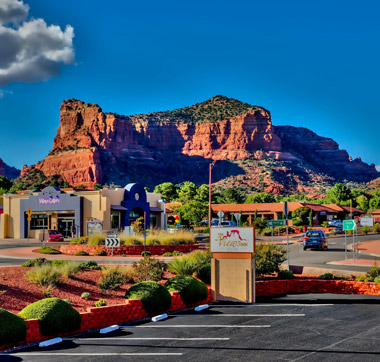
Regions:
[[303, 230, 328, 251]]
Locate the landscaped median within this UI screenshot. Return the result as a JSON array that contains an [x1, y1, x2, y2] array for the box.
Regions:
[[0, 289, 211, 352]]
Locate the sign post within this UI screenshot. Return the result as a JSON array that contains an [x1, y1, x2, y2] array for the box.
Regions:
[[26, 208, 33, 242], [267, 220, 284, 243], [217, 210, 224, 225], [106, 233, 120, 256], [343, 220, 357, 263], [283, 202, 290, 270], [233, 213, 241, 226]]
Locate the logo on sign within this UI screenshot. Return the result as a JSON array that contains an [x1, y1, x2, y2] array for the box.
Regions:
[[210, 227, 254, 253], [218, 230, 248, 248], [39, 196, 60, 205]]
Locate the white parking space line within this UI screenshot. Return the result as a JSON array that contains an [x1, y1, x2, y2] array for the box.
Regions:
[[126, 324, 271, 328], [213, 304, 333, 307], [63, 337, 230, 341], [7, 353, 183, 356], [169, 314, 305, 317]]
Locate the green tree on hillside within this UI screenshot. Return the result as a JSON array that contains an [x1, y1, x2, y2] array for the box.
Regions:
[[326, 183, 351, 204], [356, 195, 369, 212], [219, 187, 243, 204], [292, 207, 313, 225], [176, 201, 208, 225], [0, 176, 12, 194], [153, 182, 178, 202], [178, 182, 197, 203], [245, 192, 275, 204], [195, 184, 209, 203]]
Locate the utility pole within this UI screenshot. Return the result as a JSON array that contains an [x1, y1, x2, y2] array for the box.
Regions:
[[208, 160, 216, 229]]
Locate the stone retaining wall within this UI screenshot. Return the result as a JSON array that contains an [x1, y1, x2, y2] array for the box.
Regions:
[[59, 244, 202, 256]]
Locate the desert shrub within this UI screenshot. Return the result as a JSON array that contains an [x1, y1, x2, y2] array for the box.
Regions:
[[355, 274, 367, 282], [121, 254, 127, 257], [19, 298, 81, 336], [277, 269, 294, 279], [374, 277, 380, 283], [132, 257, 165, 282], [260, 227, 273, 236], [365, 262, 380, 282], [50, 260, 68, 267], [22, 258, 49, 267], [98, 266, 131, 294], [172, 250, 183, 256], [374, 223, 380, 233], [75, 250, 89, 256], [25, 265, 64, 297], [125, 281, 172, 315], [318, 272, 334, 280], [254, 243, 287, 278], [87, 233, 106, 245], [78, 260, 101, 270], [60, 261, 81, 279], [165, 275, 208, 305], [0, 308, 27, 346], [37, 246, 61, 254], [361, 225, 371, 234], [159, 230, 195, 245], [94, 249, 107, 256], [94, 299, 107, 307], [81, 292, 90, 298], [162, 252, 173, 257], [194, 263, 211, 284], [141, 251, 152, 257], [168, 250, 211, 276], [69, 237, 80, 244]]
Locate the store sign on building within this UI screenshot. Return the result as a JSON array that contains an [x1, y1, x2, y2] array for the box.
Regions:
[[39, 196, 60, 205], [210, 227, 254, 253]]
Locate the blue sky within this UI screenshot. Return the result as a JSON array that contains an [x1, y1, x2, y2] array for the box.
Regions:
[[0, 0, 379, 172]]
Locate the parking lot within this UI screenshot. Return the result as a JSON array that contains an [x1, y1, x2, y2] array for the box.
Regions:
[[4, 294, 380, 362]]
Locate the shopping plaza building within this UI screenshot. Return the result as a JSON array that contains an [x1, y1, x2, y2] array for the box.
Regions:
[[0, 183, 165, 239]]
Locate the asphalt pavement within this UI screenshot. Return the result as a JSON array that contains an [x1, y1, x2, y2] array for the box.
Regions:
[[3, 294, 380, 361]]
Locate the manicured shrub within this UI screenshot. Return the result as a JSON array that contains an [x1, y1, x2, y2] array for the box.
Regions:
[[141, 251, 152, 257], [125, 281, 172, 315], [81, 292, 90, 299], [37, 246, 61, 254], [94, 299, 107, 307], [277, 269, 294, 279], [194, 263, 211, 284], [75, 250, 89, 256], [165, 275, 208, 305], [22, 258, 49, 267], [318, 272, 334, 280], [0, 308, 27, 346], [132, 257, 165, 282], [254, 243, 286, 278], [162, 252, 173, 257], [78, 260, 101, 270], [94, 249, 107, 256], [19, 298, 81, 336], [172, 250, 183, 256]]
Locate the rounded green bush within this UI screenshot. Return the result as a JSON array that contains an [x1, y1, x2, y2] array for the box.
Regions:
[[94, 249, 107, 256], [0, 308, 27, 346], [19, 298, 81, 336], [125, 281, 172, 315], [277, 270, 294, 279], [195, 263, 211, 284], [165, 275, 208, 305], [75, 250, 89, 256], [374, 276, 380, 283]]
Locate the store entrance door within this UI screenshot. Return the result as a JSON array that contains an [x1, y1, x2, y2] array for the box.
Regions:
[[58, 219, 74, 238]]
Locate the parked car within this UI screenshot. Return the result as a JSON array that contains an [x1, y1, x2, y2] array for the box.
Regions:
[[328, 220, 343, 228], [303, 230, 327, 251], [219, 221, 237, 227], [48, 229, 64, 242]]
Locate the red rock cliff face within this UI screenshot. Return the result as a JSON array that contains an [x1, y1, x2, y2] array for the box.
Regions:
[[29, 98, 283, 187], [21, 97, 379, 189]]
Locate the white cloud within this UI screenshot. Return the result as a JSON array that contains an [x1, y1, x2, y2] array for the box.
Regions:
[[0, 0, 74, 87], [376, 165, 380, 172]]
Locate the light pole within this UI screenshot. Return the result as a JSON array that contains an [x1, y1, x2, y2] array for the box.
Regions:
[[158, 199, 167, 230], [209, 160, 216, 229]]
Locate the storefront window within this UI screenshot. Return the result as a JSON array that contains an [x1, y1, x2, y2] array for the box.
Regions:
[[111, 212, 120, 229], [30, 214, 49, 230]]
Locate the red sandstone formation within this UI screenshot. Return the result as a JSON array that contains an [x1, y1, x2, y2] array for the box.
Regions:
[[19, 96, 379, 191]]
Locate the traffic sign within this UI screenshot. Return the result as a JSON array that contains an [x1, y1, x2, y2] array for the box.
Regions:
[[360, 217, 374, 227], [343, 220, 357, 231], [106, 237, 120, 247], [267, 220, 284, 227], [233, 213, 241, 223], [26, 208, 33, 222], [217, 210, 224, 218]]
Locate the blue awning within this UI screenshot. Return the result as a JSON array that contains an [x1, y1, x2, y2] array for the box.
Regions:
[[111, 205, 128, 211], [150, 207, 163, 213]]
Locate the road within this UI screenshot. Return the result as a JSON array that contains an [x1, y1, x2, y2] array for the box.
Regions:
[[3, 294, 380, 361], [287, 233, 379, 273]]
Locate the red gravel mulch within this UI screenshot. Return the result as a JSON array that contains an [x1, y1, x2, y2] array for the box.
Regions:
[[0, 266, 174, 315]]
